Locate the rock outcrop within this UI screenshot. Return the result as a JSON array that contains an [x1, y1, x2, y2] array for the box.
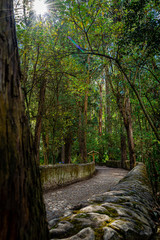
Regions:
[[49, 163, 160, 240]]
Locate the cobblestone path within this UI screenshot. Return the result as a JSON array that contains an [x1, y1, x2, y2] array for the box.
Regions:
[[43, 166, 128, 223]]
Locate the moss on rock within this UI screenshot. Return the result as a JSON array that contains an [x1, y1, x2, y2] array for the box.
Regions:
[[49, 163, 159, 240]]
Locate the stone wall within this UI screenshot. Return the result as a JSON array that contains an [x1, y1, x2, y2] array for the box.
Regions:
[[49, 163, 160, 240], [40, 162, 95, 191], [105, 160, 130, 170]]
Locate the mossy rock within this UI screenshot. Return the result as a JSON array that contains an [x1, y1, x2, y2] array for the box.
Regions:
[[49, 163, 158, 240]]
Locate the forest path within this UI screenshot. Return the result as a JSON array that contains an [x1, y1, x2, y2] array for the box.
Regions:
[[43, 166, 128, 222]]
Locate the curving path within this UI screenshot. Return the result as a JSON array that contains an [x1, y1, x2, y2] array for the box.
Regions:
[[43, 166, 128, 222]]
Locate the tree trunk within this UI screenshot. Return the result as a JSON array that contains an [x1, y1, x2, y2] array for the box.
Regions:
[[84, 55, 90, 126], [42, 131, 49, 165], [121, 122, 127, 169], [105, 66, 113, 159], [79, 55, 90, 162], [107, 71, 136, 169], [78, 106, 87, 162], [118, 96, 136, 169], [34, 78, 46, 163], [105, 67, 112, 134], [98, 82, 103, 136], [0, 2, 49, 240], [117, 61, 160, 141], [64, 133, 72, 164], [61, 144, 65, 163]]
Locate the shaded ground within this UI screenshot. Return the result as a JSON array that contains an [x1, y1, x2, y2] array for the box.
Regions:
[[43, 166, 128, 221]]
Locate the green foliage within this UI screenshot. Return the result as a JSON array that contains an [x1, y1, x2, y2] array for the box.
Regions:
[[15, 0, 160, 192]]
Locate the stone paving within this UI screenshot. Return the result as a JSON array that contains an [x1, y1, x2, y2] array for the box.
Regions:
[[45, 163, 160, 240], [43, 166, 128, 225]]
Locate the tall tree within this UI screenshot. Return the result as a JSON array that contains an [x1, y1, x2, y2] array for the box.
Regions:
[[120, 119, 127, 169], [107, 69, 136, 168], [0, 1, 49, 239], [34, 77, 47, 163], [98, 80, 103, 136]]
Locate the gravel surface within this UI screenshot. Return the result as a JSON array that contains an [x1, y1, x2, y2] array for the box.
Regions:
[[43, 166, 128, 221]]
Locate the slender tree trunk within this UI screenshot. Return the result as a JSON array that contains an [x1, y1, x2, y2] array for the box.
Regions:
[[105, 67, 112, 134], [105, 66, 113, 159], [125, 97, 136, 169], [42, 131, 49, 165], [0, 1, 49, 240], [84, 55, 90, 126], [118, 96, 136, 169], [51, 122, 56, 164], [42, 136, 48, 165], [117, 61, 160, 141], [34, 78, 46, 163], [98, 82, 103, 136], [61, 144, 65, 163], [64, 133, 72, 164], [84, 90, 88, 126], [121, 121, 127, 169], [78, 106, 87, 162], [79, 55, 90, 162], [107, 72, 136, 169]]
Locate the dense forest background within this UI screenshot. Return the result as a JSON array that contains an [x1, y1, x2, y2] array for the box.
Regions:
[[14, 0, 160, 192]]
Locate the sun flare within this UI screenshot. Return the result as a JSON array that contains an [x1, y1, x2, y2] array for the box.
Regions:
[[33, 0, 48, 16]]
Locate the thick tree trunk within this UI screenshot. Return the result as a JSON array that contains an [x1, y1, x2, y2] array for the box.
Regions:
[[0, 2, 49, 240]]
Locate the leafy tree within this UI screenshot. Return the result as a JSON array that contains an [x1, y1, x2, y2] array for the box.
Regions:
[[14, 0, 160, 191]]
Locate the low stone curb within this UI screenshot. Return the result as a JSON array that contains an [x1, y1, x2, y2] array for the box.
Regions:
[[49, 163, 160, 240], [40, 162, 95, 191], [105, 160, 130, 170]]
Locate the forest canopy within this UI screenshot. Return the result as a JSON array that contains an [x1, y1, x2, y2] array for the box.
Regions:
[[14, 0, 160, 191]]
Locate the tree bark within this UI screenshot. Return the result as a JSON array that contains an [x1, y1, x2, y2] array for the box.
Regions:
[[118, 95, 136, 169], [79, 55, 90, 162], [34, 78, 46, 163], [105, 66, 112, 134], [107, 70, 136, 169], [84, 55, 90, 126], [42, 131, 49, 165], [64, 133, 72, 164], [98, 82, 103, 136], [78, 106, 87, 162], [121, 121, 127, 169], [105, 66, 113, 159], [0, 1, 49, 239], [61, 144, 65, 163]]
